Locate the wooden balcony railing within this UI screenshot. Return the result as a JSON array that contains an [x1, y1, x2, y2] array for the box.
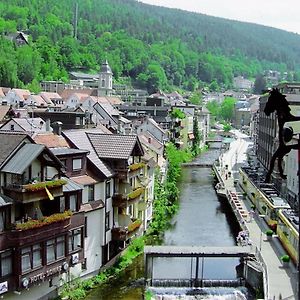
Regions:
[[112, 187, 145, 208], [0, 212, 85, 249], [3, 179, 66, 203], [111, 219, 142, 241]]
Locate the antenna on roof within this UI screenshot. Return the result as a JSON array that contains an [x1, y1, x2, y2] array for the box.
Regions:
[[74, 2, 78, 40]]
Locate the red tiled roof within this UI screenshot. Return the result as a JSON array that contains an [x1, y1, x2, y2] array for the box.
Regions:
[[72, 175, 97, 185], [59, 89, 94, 99], [34, 133, 69, 148]]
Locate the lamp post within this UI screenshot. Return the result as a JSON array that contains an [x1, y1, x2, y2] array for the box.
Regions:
[[259, 214, 266, 252]]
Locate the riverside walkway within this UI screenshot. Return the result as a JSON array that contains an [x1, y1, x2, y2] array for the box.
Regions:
[[215, 130, 298, 300]]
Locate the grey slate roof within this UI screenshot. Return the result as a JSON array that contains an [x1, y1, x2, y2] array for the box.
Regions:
[[0, 194, 13, 207], [2, 144, 44, 174], [62, 177, 83, 192], [100, 60, 112, 74], [0, 132, 29, 166], [87, 133, 144, 160], [62, 129, 114, 178]]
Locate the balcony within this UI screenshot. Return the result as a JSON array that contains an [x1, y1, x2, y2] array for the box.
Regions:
[[0, 212, 85, 249], [3, 179, 66, 203], [115, 162, 145, 180], [111, 219, 142, 241], [128, 162, 145, 178], [112, 187, 145, 208]]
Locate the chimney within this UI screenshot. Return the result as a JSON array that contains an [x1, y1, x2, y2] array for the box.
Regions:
[[148, 137, 152, 144], [46, 119, 51, 131], [52, 121, 63, 135]]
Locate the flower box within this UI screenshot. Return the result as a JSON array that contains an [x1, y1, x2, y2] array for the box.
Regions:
[[128, 163, 145, 172], [23, 179, 67, 192], [15, 211, 72, 231]]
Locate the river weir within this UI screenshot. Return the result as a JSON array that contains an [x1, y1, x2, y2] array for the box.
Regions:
[[86, 146, 256, 299]]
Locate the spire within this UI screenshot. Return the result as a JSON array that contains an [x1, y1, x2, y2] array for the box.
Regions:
[[100, 60, 113, 74]]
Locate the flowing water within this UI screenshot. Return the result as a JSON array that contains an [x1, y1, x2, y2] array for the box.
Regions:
[[86, 147, 255, 299]]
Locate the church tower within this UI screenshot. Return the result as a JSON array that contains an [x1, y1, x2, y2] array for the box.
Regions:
[[98, 60, 113, 96]]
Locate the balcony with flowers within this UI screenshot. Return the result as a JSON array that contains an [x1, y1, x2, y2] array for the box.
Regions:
[[3, 179, 66, 203], [111, 218, 142, 241], [112, 187, 145, 208], [1, 211, 85, 248]]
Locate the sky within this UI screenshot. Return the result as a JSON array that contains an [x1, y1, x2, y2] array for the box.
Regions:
[[139, 0, 300, 34]]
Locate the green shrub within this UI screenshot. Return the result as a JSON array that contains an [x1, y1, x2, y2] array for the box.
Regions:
[[265, 229, 274, 236], [281, 255, 290, 262]]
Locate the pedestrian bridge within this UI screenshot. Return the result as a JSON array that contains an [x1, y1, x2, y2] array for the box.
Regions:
[[144, 246, 254, 258], [182, 162, 214, 167], [144, 246, 256, 288]]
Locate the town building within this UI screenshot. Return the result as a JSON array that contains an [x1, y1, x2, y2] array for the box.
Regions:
[[233, 76, 254, 91], [98, 60, 113, 97], [0, 132, 85, 299], [256, 83, 300, 207], [0, 118, 51, 136]]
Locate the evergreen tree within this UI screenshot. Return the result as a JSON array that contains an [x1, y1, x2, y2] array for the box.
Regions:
[[192, 117, 201, 155]]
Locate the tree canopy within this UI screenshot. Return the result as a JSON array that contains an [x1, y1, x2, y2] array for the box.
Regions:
[[0, 0, 299, 92]]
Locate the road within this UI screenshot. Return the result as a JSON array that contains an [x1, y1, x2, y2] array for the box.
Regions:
[[222, 129, 253, 178]]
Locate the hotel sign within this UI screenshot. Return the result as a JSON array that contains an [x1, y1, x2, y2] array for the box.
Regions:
[[22, 262, 69, 287]]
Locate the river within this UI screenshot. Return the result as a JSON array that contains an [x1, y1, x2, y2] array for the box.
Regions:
[[86, 147, 254, 299]]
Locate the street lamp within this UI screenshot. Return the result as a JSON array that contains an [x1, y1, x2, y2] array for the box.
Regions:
[[259, 214, 266, 251]]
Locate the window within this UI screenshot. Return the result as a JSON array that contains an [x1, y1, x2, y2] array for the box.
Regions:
[[75, 117, 81, 125], [102, 79, 105, 87], [72, 158, 82, 171], [69, 229, 82, 252], [21, 244, 42, 273], [105, 212, 110, 231], [84, 217, 87, 237], [69, 194, 77, 212], [0, 209, 9, 231], [46, 236, 65, 264], [60, 196, 65, 213], [10, 124, 14, 131], [88, 185, 94, 202], [105, 181, 111, 199], [0, 250, 12, 277]]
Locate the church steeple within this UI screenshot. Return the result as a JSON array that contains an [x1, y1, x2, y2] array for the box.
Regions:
[[98, 60, 113, 96]]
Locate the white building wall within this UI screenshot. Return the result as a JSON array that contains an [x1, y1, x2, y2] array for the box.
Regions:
[[285, 147, 299, 206], [65, 95, 80, 108], [3, 91, 22, 105], [83, 209, 104, 275], [0, 120, 24, 132], [31, 159, 41, 179], [137, 120, 165, 143]]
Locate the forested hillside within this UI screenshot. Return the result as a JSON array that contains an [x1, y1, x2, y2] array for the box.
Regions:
[[0, 0, 299, 93]]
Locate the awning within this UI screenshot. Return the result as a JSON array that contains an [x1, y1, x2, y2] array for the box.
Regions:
[[2, 144, 44, 174]]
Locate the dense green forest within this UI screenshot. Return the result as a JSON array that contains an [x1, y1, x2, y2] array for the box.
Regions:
[[0, 0, 300, 93]]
